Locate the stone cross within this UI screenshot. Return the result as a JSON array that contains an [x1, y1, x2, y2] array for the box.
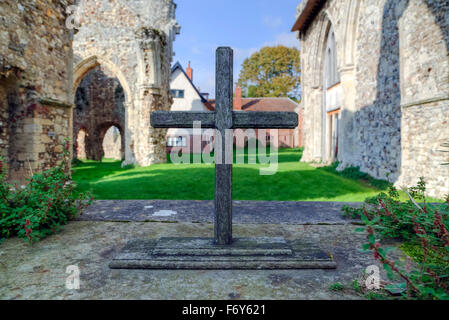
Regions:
[[151, 47, 298, 245]]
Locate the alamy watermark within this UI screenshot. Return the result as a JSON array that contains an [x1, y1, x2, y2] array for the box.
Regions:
[[169, 122, 280, 175], [365, 265, 381, 290], [66, 265, 80, 290]]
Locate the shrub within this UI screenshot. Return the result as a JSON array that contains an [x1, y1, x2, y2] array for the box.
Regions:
[[0, 140, 93, 244], [346, 178, 449, 300], [320, 162, 391, 190]]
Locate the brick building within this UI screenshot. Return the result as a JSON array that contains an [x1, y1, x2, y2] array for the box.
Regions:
[[208, 87, 303, 149], [166, 61, 303, 154]]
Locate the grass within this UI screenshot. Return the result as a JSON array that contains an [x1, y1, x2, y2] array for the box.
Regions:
[[72, 148, 414, 202], [329, 283, 345, 291]]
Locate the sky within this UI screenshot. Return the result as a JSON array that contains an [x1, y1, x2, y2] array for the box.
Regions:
[[173, 0, 301, 98]]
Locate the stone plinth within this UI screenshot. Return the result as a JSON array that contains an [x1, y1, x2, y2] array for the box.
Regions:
[[109, 237, 336, 270]]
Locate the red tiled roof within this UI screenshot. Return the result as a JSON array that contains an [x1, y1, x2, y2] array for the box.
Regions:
[[240, 98, 298, 112], [208, 99, 216, 109], [202, 100, 215, 111], [207, 97, 299, 112]]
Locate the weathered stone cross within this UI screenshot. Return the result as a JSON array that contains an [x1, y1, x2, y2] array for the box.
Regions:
[[151, 47, 298, 246]]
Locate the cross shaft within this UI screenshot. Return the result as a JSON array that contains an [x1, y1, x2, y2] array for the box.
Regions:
[[151, 47, 298, 245]]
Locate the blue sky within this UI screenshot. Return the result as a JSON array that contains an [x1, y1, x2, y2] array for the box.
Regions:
[[173, 0, 301, 98]]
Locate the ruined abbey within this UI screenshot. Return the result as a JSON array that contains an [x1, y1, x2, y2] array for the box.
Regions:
[[294, 0, 449, 198], [0, 0, 447, 198], [0, 0, 180, 182]]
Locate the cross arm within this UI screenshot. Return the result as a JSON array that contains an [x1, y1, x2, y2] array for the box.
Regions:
[[151, 111, 216, 128], [232, 111, 298, 129]]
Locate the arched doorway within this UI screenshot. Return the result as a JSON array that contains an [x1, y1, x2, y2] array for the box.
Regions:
[[72, 61, 126, 163], [102, 125, 123, 160], [322, 25, 342, 163], [75, 128, 88, 160]]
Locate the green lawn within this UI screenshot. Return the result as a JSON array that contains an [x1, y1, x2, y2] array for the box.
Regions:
[[72, 148, 405, 202]]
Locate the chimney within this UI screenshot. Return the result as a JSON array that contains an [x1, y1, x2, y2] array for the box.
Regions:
[[234, 86, 243, 110], [186, 61, 193, 81]]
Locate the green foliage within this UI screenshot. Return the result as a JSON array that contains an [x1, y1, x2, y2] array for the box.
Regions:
[[364, 291, 391, 300], [246, 85, 258, 98], [350, 279, 363, 293], [344, 178, 448, 241], [345, 178, 449, 300], [329, 282, 345, 291], [401, 242, 449, 268], [320, 162, 392, 190], [237, 46, 301, 99], [0, 140, 93, 244]]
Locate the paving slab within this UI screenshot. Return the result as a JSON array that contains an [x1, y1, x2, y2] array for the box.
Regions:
[[79, 200, 362, 224], [0, 221, 394, 300]]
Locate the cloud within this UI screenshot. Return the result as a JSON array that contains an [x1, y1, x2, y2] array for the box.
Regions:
[[262, 15, 283, 29], [264, 32, 299, 48], [234, 47, 259, 62]]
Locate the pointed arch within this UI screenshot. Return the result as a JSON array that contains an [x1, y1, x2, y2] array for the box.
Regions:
[[312, 12, 334, 89], [73, 56, 132, 104], [343, 0, 361, 68]]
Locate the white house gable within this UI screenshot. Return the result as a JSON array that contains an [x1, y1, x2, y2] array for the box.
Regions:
[[168, 63, 210, 143], [170, 67, 208, 112]]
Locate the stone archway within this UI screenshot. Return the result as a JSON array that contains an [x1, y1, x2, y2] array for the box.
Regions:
[[73, 56, 132, 104], [91, 122, 124, 161], [321, 22, 341, 163], [72, 0, 180, 168], [300, 1, 360, 166], [73, 61, 126, 162]]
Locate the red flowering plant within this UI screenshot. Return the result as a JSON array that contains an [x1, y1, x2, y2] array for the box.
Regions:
[[347, 179, 449, 300], [0, 139, 93, 244]]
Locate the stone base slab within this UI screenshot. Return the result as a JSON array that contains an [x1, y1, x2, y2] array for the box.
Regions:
[[109, 237, 337, 270]]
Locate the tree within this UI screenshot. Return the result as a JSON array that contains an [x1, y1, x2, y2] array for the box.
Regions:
[[237, 46, 301, 100]]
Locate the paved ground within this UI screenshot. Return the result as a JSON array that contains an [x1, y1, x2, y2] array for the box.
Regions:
[[0, 201, 394, 300], [79, 200, 361, 224]]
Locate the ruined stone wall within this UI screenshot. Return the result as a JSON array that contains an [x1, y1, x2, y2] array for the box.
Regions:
[[298, 0, 449, 198], [396, 0, 449, 197], [73, 0, 179, 167], [74, 66, 125, 161], [0, 0, 75, 182]]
